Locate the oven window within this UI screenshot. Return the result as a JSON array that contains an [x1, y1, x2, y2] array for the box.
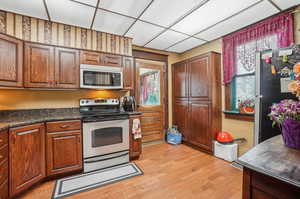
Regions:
[[83, 71, 121, 86], [92, 127, 123, 147]]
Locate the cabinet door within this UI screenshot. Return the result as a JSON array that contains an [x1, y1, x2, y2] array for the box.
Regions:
[[46, 131, 82, 176], [101, 53, 122, 67], [24, 43, 54, 88], [123, 56, 134, 90], [172, 61, 188, 98], [129, 115, 142, 160], [0, 34, 23, 87], [188, 102, 212, 151], [9, 123, 45, 197], [80, 50, 101, 65], [173, 100, 189, 141], [188, 56, 210, 100], [54, 47, 79, 88]]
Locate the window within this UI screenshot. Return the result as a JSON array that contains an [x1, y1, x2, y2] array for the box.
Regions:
[[229, 35, 278, 115]]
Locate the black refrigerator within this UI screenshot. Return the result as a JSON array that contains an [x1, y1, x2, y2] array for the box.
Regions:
[[255, 45, 299, 145]]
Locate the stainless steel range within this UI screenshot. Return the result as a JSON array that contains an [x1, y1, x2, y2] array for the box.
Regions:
[[80, 98, 129, 173]]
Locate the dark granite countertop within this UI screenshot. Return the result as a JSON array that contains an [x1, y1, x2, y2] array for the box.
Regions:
[[0, 109, 143, 131], [0, 108, 82, 131], [237, 135, 300, 188]]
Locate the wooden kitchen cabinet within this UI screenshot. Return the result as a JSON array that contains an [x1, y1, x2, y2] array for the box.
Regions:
[[173, 100, 188, 141], [80, 50, 122, 67], [9, 123, 45, 197], [80, 50, 102, 65], [129, 115, 142, 160], [123, 56, 134, 90], [24, 43, 80, 89], [54, 47, 80, 89], [24, 43, 55, 88], [102, 53, 122, 67], [172, 52, 221, 153], [188, 101, 211, 151], [0, 129, 8, 199], [172, 61, 188, 99], [46, 120, 82, 177], [0, 34, 23, 87]]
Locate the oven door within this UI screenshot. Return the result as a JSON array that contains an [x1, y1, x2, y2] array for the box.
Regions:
[[83, 119, 129, 158], [80, 65, 123, 89]]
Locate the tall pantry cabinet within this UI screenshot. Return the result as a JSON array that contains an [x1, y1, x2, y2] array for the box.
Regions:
[[172, 52, 221, 153]]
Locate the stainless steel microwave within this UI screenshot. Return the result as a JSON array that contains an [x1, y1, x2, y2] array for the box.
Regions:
[[80, 64, 123, 89]]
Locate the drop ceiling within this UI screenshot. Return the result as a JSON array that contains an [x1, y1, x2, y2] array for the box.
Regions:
[[0, 0, 299, 53]]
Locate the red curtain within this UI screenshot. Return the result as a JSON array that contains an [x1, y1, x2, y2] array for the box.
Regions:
[[222, 12, 294, 84]]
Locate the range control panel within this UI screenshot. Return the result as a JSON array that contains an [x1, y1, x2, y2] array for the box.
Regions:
[[80, 98, 119, 106]]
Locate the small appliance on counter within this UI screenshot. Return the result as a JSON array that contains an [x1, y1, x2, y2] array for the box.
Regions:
[[80, 98, 129, 173], [120, 96, 136, 112]]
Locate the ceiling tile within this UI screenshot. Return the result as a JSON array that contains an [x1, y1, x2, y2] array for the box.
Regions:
[[93, 9, 135, 35], [99, 0, 152, 18], [172, 0, 261, 35], [73, 0, 98, 7], [0, 0, 48, 19], [125, 21, 164, 46], [140, 0, 206, 27], [195, 1, 278, 41], [167, 37, 206, 53], [272, 0, 300, 10], [145, 30, 188, 50], [46, 0, 95, 28]]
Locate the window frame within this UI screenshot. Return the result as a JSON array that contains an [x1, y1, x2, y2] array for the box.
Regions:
[[224, 34, 278, 121]]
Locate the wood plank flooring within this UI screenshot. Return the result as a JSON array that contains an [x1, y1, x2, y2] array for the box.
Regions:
[[18, 143, 242, 199]]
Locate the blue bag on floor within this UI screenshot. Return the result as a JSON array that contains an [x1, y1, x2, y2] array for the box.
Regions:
[[167, 126, 182, 145]]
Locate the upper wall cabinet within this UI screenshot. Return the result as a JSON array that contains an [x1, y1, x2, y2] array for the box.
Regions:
[[123, 56, 134, 90], [80, 50, 122, 67], [24, 43, 80, 89], [172, 61, 188, 99], [24, 43, 55, 88], [0, 34, 23, 87], [55, 48, 80, 89]]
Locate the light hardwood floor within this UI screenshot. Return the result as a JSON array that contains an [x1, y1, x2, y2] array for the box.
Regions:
[[18, 143, 242, 199]]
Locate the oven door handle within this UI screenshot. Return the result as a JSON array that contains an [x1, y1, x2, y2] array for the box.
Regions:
[[84, 152, 129, 164]]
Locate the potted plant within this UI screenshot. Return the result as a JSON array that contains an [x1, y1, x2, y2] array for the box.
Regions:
[[238, 99, 255, 114], [268, 99, 300, 149]]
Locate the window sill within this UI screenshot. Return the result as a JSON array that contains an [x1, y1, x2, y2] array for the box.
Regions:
[[223, 110, 254, 122]]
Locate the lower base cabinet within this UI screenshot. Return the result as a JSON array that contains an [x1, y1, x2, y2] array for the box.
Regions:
[[9, 123, 46, 197], [243, 167, 300, 199], [46, 131, 82, 176], [46, 120, 82, 177], [0, 130, 8, 199], [129, 115, 142, 160]]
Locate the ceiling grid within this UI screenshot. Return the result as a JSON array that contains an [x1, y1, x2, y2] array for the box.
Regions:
[[0, 0, 298, 53]]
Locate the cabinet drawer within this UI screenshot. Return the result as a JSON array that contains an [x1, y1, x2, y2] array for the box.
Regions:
[[0, 180, 8, 199], [0, 160, 8, 186], [0, 146, 8, 165], [102, 54, 122, 67], [0, 131, 8, 149], [47, 120, 81, 133]]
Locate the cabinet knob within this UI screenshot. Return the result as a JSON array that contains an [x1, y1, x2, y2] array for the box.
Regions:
[[0, 155, 3, 159], [0, 139, 2, 143]]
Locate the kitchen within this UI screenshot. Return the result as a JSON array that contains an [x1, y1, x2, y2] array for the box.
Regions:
[[0, 0, 300, 199]]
